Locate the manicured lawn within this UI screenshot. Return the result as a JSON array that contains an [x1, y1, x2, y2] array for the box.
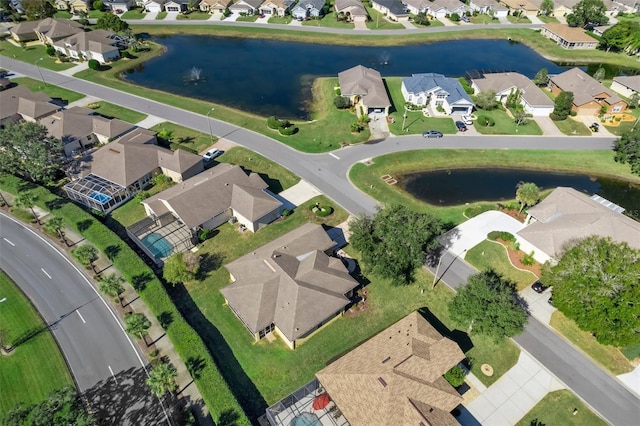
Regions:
[[177, 11, 212, 20], [12, 77, 84, 103], [0, 40, 75, 71], [465, 240, 538, 291], [475, 108, 543, 135], [0, 272, 74, 420], [470, 15, 498, 24], [538, 15, 560, 24], [621, 343, 640, 360], [150, 122, 216, 154], [507, 15, 531, 23], [156, 11, 168, 19], [87, 101, 148, 124], [348, 149, 640, 226], [553, 117, 592, 136], [236, 15, 259, 22], [603, 108, 640, 136], [219, 146, 300, 193], [550, 311, 633, 375], [386, 77, 457, 135], [268, 16, 292, 24], [409, 16, 444, 27], [87, 10, 108, 18], [516, 390, 607, 426], [122, 8, 146, 19], [302, 13, 355, 29], [365, 7, 405, 30], [54, 11, 73, 18]]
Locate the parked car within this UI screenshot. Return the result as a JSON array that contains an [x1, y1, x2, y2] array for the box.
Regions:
[[461, 115, 473, 125], [589, 122, 600, 132], [422, 130, 443, 138], [455, 121, 468, 132], [461, 16, 470, 23], [531, 281, 547, 294], [203, 148, 223, 161]]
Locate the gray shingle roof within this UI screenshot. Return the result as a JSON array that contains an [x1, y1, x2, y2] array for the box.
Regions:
[[613, 75, 640, 94], [373, 0, 409, 16], [550, 67, 623, 107], [338, 65, 391, 108], [294, 0, 325, 10], [471, 72, 553, 108], [0, 86, 57, 122], [403, 73, 474, 105]]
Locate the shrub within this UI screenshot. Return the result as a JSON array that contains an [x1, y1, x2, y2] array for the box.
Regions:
[[198, 228, 213, 242], [278, 126, 298, 136], [436, 105, 445, 113], [488, 231, 516, 242], [350, 122, 363, 133], [315, 206, 333, 217], [570, 110, 577, 117], [267, 116, 281, 129], [223, 8, 231, 17], [333, 96, 350, 109], [46, 45, 55, 56], [521, 251, 535, 266], [282, 208, 292, 217], [549, 113, 564, 121], [93, 0, 104, 10], [444, 365, 466, 388], [509, 240, 520, 251], [88, 59, 100, 70], [476, 115, 495, 127], [334, 88, 341, 95], [450, 13, 460, 21]]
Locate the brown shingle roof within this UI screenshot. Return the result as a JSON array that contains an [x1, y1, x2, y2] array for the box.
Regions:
[[543, 23, 598, 43], [517, 187, 640, 258], [53, 29, 120, 55], [334, 0, 367, 17], [338, 65, 391, 109], [35, 18, 84, 41], [550, 67, 624, 107], [316, 312, 464, 426], [471, 72, 553, 108], [0, 86, 57, 121], [39, 106, 133, 144], [221, 223, 358, 341]]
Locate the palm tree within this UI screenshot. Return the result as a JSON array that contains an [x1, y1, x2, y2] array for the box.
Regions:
[[98, 273, 125, 306], [124, 313, 151, 346], [146, 362, 178, 398], [44, 217, 65, 243], [72, 245, 98, 270], [15, 192, 39, 224], [516, 181, 541, 214]]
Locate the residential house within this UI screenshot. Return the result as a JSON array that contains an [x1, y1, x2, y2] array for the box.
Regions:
[[53, 29, 123, 63], [54, 0, 71, 10], [517, 187, 640, 263], [164, 0, 196, 12], [229, 0, 264, 14], [10, 18, 83, 44], [611, 75, 640, 100], [612, 0, 640, 13], [371, 0, 410, 21], [220, 222, 358, 349], [103, 0, 137, 11], [469, 0, 500, 14], [9, 20, 39, 42], [39, 106, 134, 156], [259, 0, 295, 16], [291, 0, 325, 19], [338, 65, 391, 116], [592, 24, 612, 37], [426, 0, 469, 19], [402, 73, 475, 115], [334, 0, 368, 22], [501, 0, 539, 17], [65, 127, 204, 213], [144, 0, 166, 12], [199, 0, 232, 13], [0, 86, 58, 127], [541, 23, 598, 50], [470, 72, 554, 116], [65, 0, 92, 14], [403, 0, 430, 14], [314, 312, 465, 426], [549, 67, 627, 115], [492, 2, 508, 16]]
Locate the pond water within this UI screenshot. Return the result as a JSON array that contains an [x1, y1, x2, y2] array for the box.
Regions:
[[399, 168, 640, 213], [125, 36, 574, 119]]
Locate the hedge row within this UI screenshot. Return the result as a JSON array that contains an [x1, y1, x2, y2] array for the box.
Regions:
[[0, 174, 250, 426]]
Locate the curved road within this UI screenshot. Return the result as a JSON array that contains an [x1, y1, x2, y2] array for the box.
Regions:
[[0, 213, 167, 425]]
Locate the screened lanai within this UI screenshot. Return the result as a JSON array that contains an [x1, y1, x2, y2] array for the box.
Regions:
[[64, 173, 132, 213]]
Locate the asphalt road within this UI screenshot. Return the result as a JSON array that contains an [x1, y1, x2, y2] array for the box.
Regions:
[[0, 213, 168, 425]]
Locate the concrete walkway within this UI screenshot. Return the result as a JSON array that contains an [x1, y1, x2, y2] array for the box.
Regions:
[[278, 180, 322, 206], [462, 352, 564, 426], [143, 12, 158, 20], [618, 365, 640, 398], [519, 286, 555, 324], [58, 61, 88, 77], [136, 114, 167, 129]]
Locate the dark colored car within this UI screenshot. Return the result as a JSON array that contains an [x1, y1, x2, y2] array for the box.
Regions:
[[422, 130, 443, 138], [455, 121, 468, 132], [590, 122, 600, 132], [532, 281, 547, 293]]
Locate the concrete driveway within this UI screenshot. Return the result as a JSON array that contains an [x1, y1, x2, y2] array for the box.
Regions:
[[535, 116, 564, 136]]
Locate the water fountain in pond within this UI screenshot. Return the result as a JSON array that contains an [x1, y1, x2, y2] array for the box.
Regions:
[[184, 66, 205, 85], [379, 51, 390, 66]]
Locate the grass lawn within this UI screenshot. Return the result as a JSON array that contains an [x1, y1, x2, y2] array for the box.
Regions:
[[302, 13, 355, 28], [12, 77, 84, 103], [553, 117, 592, 136], [538, 15, 560, 24], [603, 107, 640, 136], [516, 390, 607, 426], [475, 108, 543, 135], [550, 311, 633, 375], [621, 343, 640, 360], [156, 11, 168, 19], [386, 77, 457, 135], [54, 11, 73, 18], [465, 240, 538, 291], [506, 15, 531, 24], [236, 15, 259, 22], [0, 40, 75, 71], [178, 12, 212, 20], [365, 7, 405, 30], [348, 149, 640, 226], [410, 16, 444, 28], [122, 8, 147, 19], [470, 15, 499, 24], [0, 271, 74, 420], [150, 122, 216, 154], [87, 10, 108, 18], [87, 101, 148, 124], [268, 16, 293, 24]]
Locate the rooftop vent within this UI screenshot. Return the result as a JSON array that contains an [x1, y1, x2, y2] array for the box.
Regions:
[[377, 377, 387, 387], [381, 356, 391, 364], [109, 148, 120, 154]]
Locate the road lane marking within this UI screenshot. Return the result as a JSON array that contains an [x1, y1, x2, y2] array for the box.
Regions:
[[41, 268, 52, 279], [2, 238, 15, 246], [329, 152, 340, 160], [108, 365, 118, 384], [76, 310, 86, 324]]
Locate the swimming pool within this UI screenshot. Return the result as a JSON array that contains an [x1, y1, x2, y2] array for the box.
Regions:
[[290, 412, 321, 426], [141, 233, 173, 258], [89, 191, 112, 204]]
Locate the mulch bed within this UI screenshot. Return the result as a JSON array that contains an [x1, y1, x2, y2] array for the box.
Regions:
[[344, 288, 368, 318], [499, 208, 527, 223], [496, 238, 542, 277]]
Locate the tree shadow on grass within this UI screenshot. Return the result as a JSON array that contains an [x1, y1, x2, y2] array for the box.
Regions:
[[417, 307, 473, 353], [195, 252, 224, 280]]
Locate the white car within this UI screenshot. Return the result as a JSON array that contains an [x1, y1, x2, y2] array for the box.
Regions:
[[203, 148, 223, 161], [461, 115, 473, 125]]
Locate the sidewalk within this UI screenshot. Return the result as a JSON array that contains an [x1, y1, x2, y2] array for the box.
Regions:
[[58, 61, 88, 77]]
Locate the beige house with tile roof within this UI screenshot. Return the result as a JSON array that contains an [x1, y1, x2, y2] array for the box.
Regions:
[[541, 24, 598, 50], [33, 18, 84, 44], [470, 72, 554, 116], [517, 187, 640, 261], [316, 311, 465, 425], [221, 222, 358, 349], [549, 67, 627, 115], [0, 86, 59, 125], [53, 29, 123, 63], [338, 65, 391, 116], [334, 0, 368, 21], [259, 0, 294, 16], [199, 0, 232, 13]]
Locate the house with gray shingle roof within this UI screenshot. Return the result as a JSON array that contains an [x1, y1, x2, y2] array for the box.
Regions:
[[334, 0, 368, 21], [372, 0, 409, 21], [0, 86, 59, 126], [221, 222, 358, 349], [402, 73, 474, 115], [338, 65, 391, 116], [549, 67, 627, 115], [53, 29, 123, 64], [611, 76, 640, 100], [470, 72, 554, 116], [291, 0, 325, 19], [229, 0, 264, 14]]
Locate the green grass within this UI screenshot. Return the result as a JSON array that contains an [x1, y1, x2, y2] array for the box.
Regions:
[[475, 108, 543, 135], [177, 11, 212, 20], [348, 149, 640, 226], [0, 271, 74, 420], [122, 8, 147, 19], [150, 121, 216, 154], [470, 15, 498, 24], [538, 15, 560, 24], [268, 16, 292, 24], [516, 390, 607, 426], [465, 240, 538, 291], [0, 40, 75, 71], [236, 15, 259, 22], [156, 11, 168, 19], [365, 7, 405, 30], [550, 311, 633, 375], [302, 13, 355, 29], [54, 11, 73, 18], [553, 117, 592, 136], [603, 107, 640, 136], [386, 77, 457, 135], [12, 77, 84, 103], [506, 15, 531, 24], [621, 343, 640, 360], [87, 101, 147, 123], [409, 16, 444, 27], [87, 10, 108, 18]]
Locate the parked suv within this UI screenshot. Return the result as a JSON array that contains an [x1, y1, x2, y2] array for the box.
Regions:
[[455, 121, 468, 132]]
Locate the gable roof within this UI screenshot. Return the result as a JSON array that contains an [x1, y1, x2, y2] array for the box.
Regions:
[[221, 223, 358, 341], [550, 67, 624, 107], [0, 85, 58, 122], [543, 23, 598, 43], [316, 312, 464, 426], [9, 20, 39, 36], [35, 17, 84, 40], [200, 0, 232, 6], [471, 72, 553, 108], [338, 65, 391, 108], [613, 75, 640, 94], [403, 73, 474, 105], [430, 0, 467, 11], [234, 0, 265, 8], [53, 29, 121, 54], [293, 0, 325, 10], [143, 163, 281, 229], [262, 0, 294, 8], [403, 0, 431, 9], [334, 0, 367, 16], [372, 0, 409, 15], [39, 106, 133, 145], [517, 187, 640, 258]]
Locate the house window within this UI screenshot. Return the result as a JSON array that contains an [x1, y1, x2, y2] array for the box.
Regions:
[[437, 94, 446, 99], [436, 100, 443, 106], [612, 105, 622, 112], [258, 323, 275, 338]]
